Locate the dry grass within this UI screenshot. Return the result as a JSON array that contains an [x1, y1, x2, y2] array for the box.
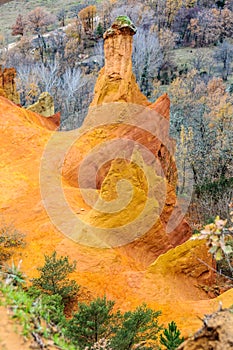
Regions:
[[0, 0, 84, 43], [173, 46, 213, 67], [172, 46, 233, 84]]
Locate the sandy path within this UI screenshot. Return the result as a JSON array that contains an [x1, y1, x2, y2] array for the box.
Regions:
[[0, 306, 32, 350]]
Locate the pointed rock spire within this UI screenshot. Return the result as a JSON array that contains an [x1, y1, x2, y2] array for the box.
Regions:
[[91, 16, 149, 106]]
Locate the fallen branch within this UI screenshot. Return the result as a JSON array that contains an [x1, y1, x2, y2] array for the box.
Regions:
[[197, 257, 233, 281], [31, 331, 45, 349]]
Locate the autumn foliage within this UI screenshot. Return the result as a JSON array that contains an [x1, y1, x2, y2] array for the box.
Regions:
[[78, 5, 97, 32], [11, 14, 25, 36]]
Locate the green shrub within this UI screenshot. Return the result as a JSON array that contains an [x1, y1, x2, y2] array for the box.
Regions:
[[32, 293, 66, 326], [95, 22, 104, 37], [67, 297, 162, 350], [1, 277, 184, 350], [32, 251, 79, 303], [0, 282, 72, 347], [116, 16, 132, 26], [2, 260, 26, 287], [111, 304, 162, 350], [66, 296, 118, 348], [160, 321, 184, 350]]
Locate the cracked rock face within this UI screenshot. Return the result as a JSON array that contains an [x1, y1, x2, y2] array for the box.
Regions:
[[64, 17, 192, 264], [27, 92, 55, 118], [0, 66, 20, 104], [91, 16, 148, 105], [178, 309, 233, 350]]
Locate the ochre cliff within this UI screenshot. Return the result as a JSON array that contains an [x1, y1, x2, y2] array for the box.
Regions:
[[62, 17, 190, 265], [1, 82, 233, 339], [0, 17, 233, 338], [91, 17, 149, 106], [0, 66, 20, 104]]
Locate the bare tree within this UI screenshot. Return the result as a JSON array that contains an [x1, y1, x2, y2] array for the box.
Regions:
[[26, 7, 56, 35], [57, 9, 67, 27], [46, 30, 67, 63], [132, 28, 163, 97], [37, 61, 60, 93], [15, 60, 94, 128], [214, 40, 233, 81], [93, 39, 104, 68], [26, 7, 56, 63], [58, 67, 91, 128], [109, 1, 155, 29], [60, 67, 82, 106], [190, 49, 213, 76], [16, 62, 41, 105]]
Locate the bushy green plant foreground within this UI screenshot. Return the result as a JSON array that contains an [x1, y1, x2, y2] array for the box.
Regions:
[[32, 251, 79, 303], [0, 251, 184, 350]]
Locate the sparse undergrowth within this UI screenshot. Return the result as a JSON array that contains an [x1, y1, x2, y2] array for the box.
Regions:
[[195, 204, 233, 281], [191, 204, 233, 297], [0, 282, 76, 349], [0, 221, 25, 263]]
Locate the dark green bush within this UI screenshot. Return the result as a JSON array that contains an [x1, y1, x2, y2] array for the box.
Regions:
[[66, 296, 118, 348], [66, 297, 162, 350], [111, 304, 162, 350], [32, 251, 79, 303], [95, 22, 104, 37]]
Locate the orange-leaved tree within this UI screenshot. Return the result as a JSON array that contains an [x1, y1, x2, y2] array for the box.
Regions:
[[78, 5, 97, 32]]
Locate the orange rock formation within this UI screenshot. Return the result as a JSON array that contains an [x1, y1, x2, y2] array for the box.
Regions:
[[91, 17, 148, 106], [0, 17, 232, 337], [27, 91, 60, 129], [0, 66, 20, 104], [27, 92, 55, 117], [63, 17, 191, 265]]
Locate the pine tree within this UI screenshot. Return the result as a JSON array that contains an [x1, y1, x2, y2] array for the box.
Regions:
[[141, 52, 150, 97], [32, 251, 79, 303], [66, 299, 162, 349], [95, 22, 104, 37], [66, 296, 118, 348], [160, 321, 184, 350], [111, 304, 162, 349]]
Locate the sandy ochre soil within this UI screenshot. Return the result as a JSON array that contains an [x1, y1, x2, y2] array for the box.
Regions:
[[0, 306, 32, 350]]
